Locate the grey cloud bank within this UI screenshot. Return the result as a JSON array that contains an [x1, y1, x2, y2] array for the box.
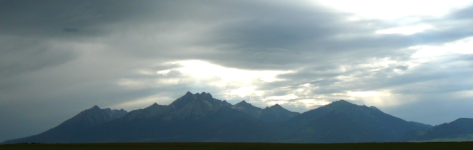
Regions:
[[1, 0, 473, 142]]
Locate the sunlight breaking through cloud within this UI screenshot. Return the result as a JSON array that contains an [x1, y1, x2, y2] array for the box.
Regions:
[[411, 36, 473, 59], [156, 60, 291, 83], [375, 25, 434, 35], [312, 0, 473, 20]]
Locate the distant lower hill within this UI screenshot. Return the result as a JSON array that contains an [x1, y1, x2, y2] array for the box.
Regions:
[[2, 106, 127, 144], [400, 118, 473, 142], [5, 91, 461, 144], [283, 100, 432, 143]]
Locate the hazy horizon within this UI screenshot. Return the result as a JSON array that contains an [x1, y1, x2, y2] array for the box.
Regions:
[[1, 0, 473, 142]]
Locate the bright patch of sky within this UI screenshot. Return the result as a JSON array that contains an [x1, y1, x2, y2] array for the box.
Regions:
[[157, 60, 289, 82], [314, 0, 473, 35], [411, 36, 473, 59], [119, 33, 473, 110], [375, 24, 434, 35], [312, 0, 473, 20], [118, 60, 292, 89], [117, 60, 293, 107], [110, 94, 175, 110]]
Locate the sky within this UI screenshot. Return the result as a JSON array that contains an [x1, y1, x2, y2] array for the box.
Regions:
[[1, 0, 473, 142]]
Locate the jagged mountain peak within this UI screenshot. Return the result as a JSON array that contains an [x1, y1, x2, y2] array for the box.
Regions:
[[84, 105, 127, 116], [120, 92, 234, 121], [329, 99, 353, 105], [235, 100, 252, 106], [169, 92, 197, 109], [232, 100, 262, 119], [123, 102, 168, 120], [258, 103, 300, 122], [269, 104, 283, 109], [236, 101, 254, 106], [320, 100, 363, 111], [185, 91, 193, 96], [75, 106, 128, 121], [369, 106, 380, 110], [195, 92, 213, 100], [145, 102, 164, 109], [90, 105, 101, 110], [263, 103, 297, 114], [323, 100, 383, 114], [263, 104, 285, 111], [161, 92, 232, 120]]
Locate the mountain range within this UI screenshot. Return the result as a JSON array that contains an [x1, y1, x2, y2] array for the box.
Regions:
[[3, 92, 472, 144]]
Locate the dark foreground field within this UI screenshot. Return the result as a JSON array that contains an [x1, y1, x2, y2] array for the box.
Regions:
[[2, 142, 473, 150]]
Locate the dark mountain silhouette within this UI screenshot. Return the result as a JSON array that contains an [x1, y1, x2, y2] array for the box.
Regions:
[[232, 100, 300, 122], [259, 104, 300, 122], [196, 117, 278, 142], [286, 111, 386, 143], [5, 92, 463, 144], [69, 92, 248, 143], [401, 118, 473, 142], [407, 121, 433, 130], [232, 100, 262, 118], [3, 106, 127, 144], [285, 100, 432, 142]]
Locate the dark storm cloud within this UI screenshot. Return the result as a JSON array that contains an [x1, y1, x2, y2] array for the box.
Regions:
[[209, 12, 341, 49], [194, 8, 382, 70], [0, 0, 116, 37], [0, 36, 77, 77], [63, 27, 80, 33]]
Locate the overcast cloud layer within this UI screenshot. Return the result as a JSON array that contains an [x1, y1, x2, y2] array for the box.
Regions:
[[1, 0, 473, 142]]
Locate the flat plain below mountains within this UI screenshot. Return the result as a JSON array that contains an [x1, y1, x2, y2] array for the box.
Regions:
[[3, 142, 473, 150]]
